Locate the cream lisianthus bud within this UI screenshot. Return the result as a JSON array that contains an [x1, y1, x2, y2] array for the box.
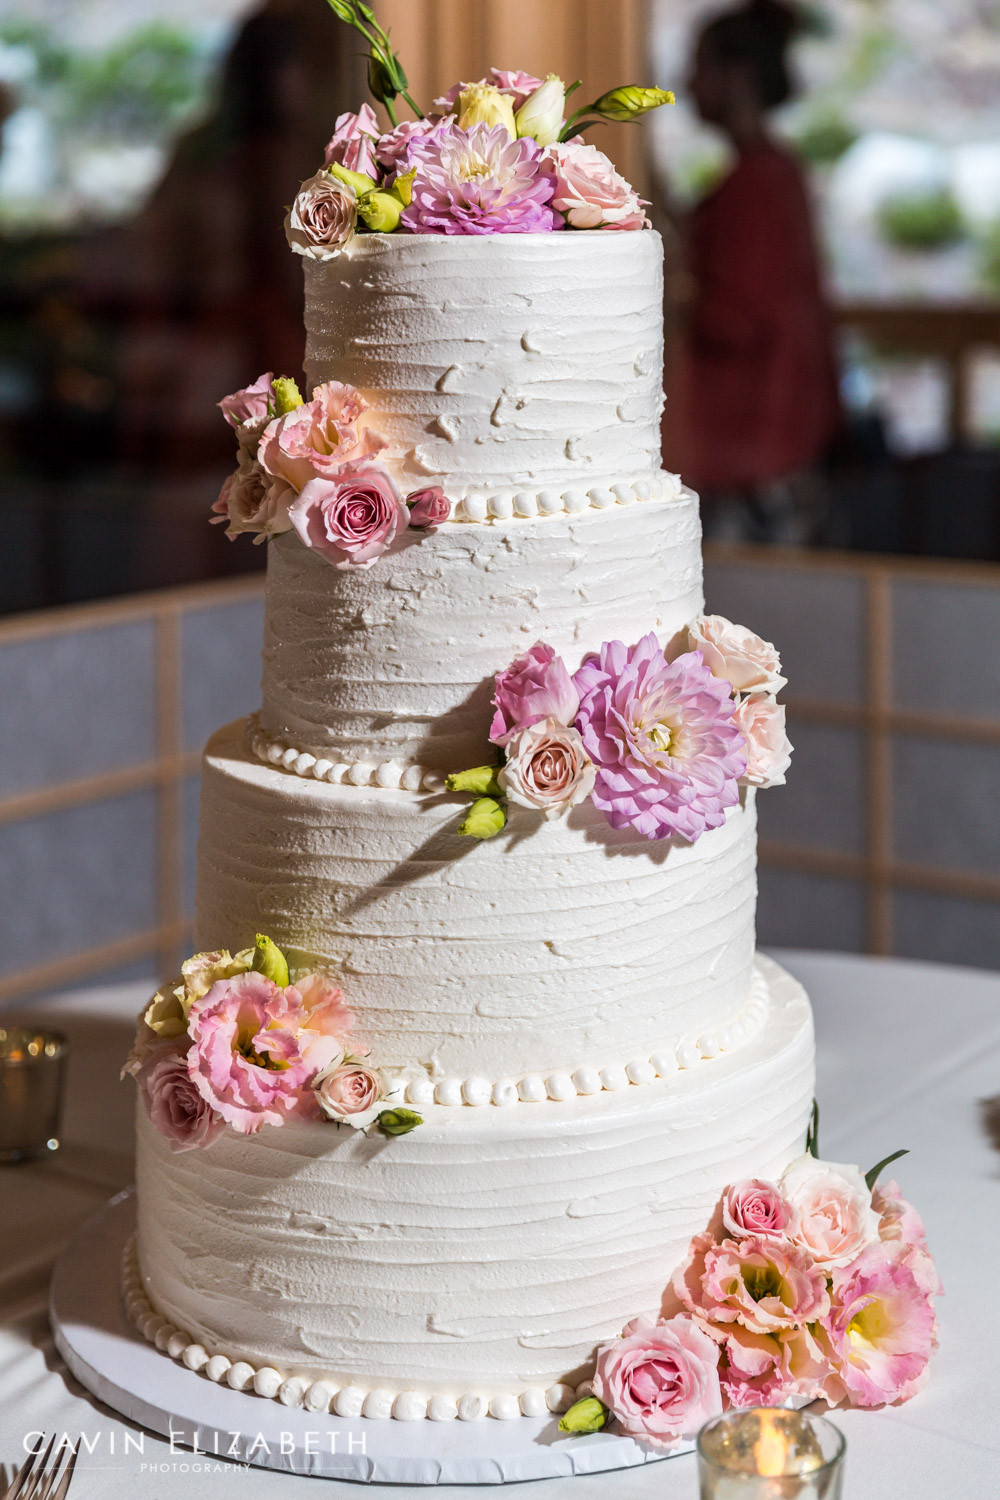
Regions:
[[514, 74, 565, 146], [457, 82, 517, 137], [251, 933, 289, 988]]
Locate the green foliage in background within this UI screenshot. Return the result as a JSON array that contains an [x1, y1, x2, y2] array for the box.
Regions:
[[877, 189, 965, 252], [978, 220, 1000, 296], [791, 109, 858, 166]]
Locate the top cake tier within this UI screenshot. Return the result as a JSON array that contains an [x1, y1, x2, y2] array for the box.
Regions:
[[303, 231, 664, 496]]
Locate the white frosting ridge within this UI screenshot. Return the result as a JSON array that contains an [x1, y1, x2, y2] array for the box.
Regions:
[[134, 955, 814, 1407], [258, 490, 703, 772], [195, 720, 758, 1082], [303, 232, 665, 494]]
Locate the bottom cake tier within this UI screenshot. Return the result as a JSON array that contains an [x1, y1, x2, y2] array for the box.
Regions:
[[130, 953, 814, 1422]]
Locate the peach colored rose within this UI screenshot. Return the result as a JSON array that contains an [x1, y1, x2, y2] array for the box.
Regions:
[[285, 169, 357, 260], [498, 719, 596, 818], [780, 1155, 882, 1271], [212, 464, 295, 542], [592, 1314, 721, 1449], [547, 141, 648, 230], [137, 1039, 224, 1152], [685, 615, 786, 695], [734, 696, 793, 788], [314, 1059, 387, 1128], [721, 1178, 799, 1242], [674, 1232, 829, 1334]]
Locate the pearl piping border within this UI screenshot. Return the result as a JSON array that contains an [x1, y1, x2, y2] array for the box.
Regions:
[[122, 1235, 589, 1422], [449, 470, 685, 523], [244, 718, 446, 793]]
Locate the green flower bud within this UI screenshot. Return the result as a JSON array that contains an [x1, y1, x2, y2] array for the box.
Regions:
[[391, 167, 416, 208], [590, 85, 675, 121], [457, 796, 507, 840], [358, 190, 403, 233], [272, 377, 303, 415], [327, 161, 377, 197], [251, 934, 290, 988], [558, 1397, 609, 1434], [376, 1107, 423, 1137], [368, 52, 397, 104], [446, 766, 503, 796]]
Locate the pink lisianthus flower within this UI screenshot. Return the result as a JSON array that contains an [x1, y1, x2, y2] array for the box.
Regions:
[[137, 1039, 224, 1152], [289, 466, 408, 568], [573, 637, 746, 842], [490, 642, 579, 746], [401, 123, 560, 235], [721, 1179, 799, 1243], [218, 372, 275, 430], [547, 141, 649, 230], [592, 1313, 721, 1450], [377, 117, 450, 177], [406, 486, 450, 529], [704, 1321, 828, 1410], [324, 102, 381, 179], [488, 68, 546, 110], [186, 971, 312, 1134], [211, 463, 295, 543], [291, 972, 355, 1074], [872, 1178, 929, 1250], [258, 381, 388, 492], [780, 1155, 882, 1271], [819, 1240, 938, 1407], [674, 1232, 829, 1334]]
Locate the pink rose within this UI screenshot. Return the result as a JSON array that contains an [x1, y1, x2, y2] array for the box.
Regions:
[[705, 1321, 827, 1410], [137, 1040, 224, 1152], [780, 1155, 882, 1271], [218, 373, 275, 430], [734, 696, 793, 788], [490, 642, 579, 746], [258, 381, 387, 492], [285, 169, 357, 260], [324, 102, 380, 179], [547, 141, 649, 230], [674, 1232, 829, 1334], [819, 1241, 938, 1407], [406, 486, 451, 529], [211, 464, 294, 542], [186, 971, 312, 1135], [314, 1059, 387, 1129], [498, 719, 595, 818], [685, 615, 786, 695], [721, 1179, 799, 1242], [289, 467, 408, 569], [593, 1314, 721, 1449], [873, 1178, 928, 1250]]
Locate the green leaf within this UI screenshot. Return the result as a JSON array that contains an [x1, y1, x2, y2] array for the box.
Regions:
[[446, 765, 503, 797], [376, 1107, 423, 1137], [251, 934, 289, 988], [457, 797, 506, 840], [558, 1397, 608, 1434], [865, 1148, 909, 1192], [805, 1098, 820, 1158]]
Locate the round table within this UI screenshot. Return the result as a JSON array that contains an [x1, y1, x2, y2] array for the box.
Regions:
[[1, 950, 997, 1498]]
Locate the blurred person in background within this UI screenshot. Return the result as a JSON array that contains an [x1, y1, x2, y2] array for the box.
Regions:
[[665, 0, 840, 543]]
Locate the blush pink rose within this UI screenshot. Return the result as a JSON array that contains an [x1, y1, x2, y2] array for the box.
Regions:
[[547, 140, 648, 230], [258, 381, 388, 491], [704, 1321, 827, 1410], [490, 642, 579, 745], [780, 1155, 882, 1271], [721, 1179, 799, 1242], [218, 373, 275, 430], [289, 466, 408, 568], [324, 102, 380, 179], [406, 486, 451, 529], [211, 464, 295, 542], [186, 971, 311, 1135], [819, 1241, 938, 1407], [137, 1040, 224, 1152], [685, 615, 786, 695], [314, 1059, 387, 1129], [592, 1314, 721, 1449], [498, 719, 595, 818], [734, 696, 793, 788], [674, 1232, 829, 1334], [285, 170, 357, 260]]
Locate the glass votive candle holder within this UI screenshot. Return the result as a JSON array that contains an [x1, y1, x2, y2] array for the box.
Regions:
[[0, 1026, 68, 1163], [698, 1407, 846, 1500]]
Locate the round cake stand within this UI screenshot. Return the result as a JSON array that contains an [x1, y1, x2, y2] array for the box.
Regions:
[[50, 1190, 687, 1486]]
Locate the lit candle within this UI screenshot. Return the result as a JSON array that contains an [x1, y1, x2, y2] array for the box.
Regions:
[[0, 1026, 67, 1163], [698, 1408, 846, 1500]]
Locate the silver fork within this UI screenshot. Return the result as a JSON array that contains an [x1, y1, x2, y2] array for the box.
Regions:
[[6, 1435, 78, 1500]]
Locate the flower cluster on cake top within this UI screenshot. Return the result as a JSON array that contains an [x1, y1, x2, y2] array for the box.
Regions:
[[124, 934, 421, 1149], [559, 1133, 940, 1446], [447, 614, 793, 844], [283, 2, 673, 254]]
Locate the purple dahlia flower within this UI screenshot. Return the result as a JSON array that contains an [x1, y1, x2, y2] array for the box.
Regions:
[[573, 634, 747, 842], [401, 122, 560, 235]]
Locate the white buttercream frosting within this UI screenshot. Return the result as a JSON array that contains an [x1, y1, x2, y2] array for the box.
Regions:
[[133, 955, 814, 1409]]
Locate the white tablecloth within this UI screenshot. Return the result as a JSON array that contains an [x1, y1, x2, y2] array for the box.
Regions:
[[1, 950, 998, 1498]]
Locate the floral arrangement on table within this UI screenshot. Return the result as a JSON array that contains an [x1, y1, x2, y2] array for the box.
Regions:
[[124, 934, 421, 1149], [211, 371, 449, 561], [448, 614, 793, 843], [559, 1127, 941, 1447], [283, 0, 674, 255]]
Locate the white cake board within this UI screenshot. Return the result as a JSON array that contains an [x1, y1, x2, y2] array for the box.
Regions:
[[50, 1191, 686, 1485]]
